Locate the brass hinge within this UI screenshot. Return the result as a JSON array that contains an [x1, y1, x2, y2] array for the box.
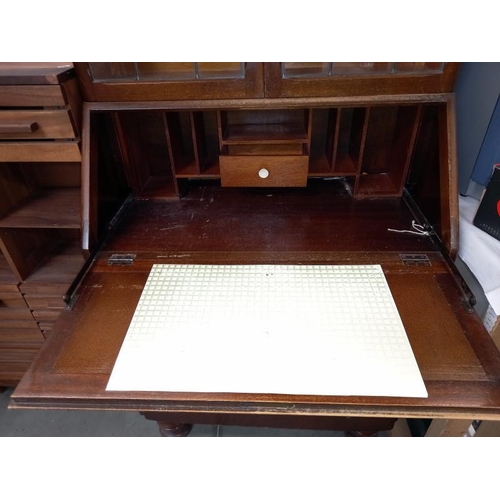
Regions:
[[400, 254, 431, 266], [108, 253, 136, 266]]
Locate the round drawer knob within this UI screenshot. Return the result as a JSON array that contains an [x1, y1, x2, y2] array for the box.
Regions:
[[258, 168, 269, 179]]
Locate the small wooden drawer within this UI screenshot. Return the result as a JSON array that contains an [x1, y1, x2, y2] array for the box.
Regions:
[[23, 294, 65, 310], [0, 345, 42, 363], [0, 307, 34, 321], [31, 309, 63, 322], [19, 282, 70, 295], [0, 292, 26, 308], [0, 85, 66, 107], [0, 319, 39, 329], [0, 110, 76, 140], [220, 155, 308, 187], [0, 361, 36, 383], [0, 142, 81, 162], [0, 326, 45, 343]]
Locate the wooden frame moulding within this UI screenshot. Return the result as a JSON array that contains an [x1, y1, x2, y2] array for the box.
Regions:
[[264, 63, 460, 98], [73, 63, 265, 102]]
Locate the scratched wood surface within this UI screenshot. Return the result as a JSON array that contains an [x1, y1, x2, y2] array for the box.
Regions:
[[11, 180, 500, 425]]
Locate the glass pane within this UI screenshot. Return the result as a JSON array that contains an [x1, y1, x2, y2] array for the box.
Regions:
[[283, 62, 331, 78], [90, 62, 137, 81], [198, 62, 244, 79], [394, 62, 445, 73], [136, 62, 196, 80], [331, 63, 393, 75]]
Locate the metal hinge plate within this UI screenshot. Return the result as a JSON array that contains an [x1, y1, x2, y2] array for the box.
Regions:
[[108, 253, 136, 266], [400, 254, 431, 266]]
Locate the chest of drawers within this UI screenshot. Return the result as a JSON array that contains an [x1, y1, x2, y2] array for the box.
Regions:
[[0, 63, 85, 386]]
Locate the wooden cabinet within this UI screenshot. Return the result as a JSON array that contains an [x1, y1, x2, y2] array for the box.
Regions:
[[0, 64, 85, 385]]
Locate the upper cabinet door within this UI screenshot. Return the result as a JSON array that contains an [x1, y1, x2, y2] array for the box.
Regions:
[[264, 63, 460, 98], [74, 63, 265, 101]]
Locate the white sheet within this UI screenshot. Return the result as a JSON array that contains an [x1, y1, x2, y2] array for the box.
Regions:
[[107, 264, 427, 398], [459, 196, 500, 315]]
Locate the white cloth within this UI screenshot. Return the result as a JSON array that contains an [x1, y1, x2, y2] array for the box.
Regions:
[[459, 196, 500, 315]]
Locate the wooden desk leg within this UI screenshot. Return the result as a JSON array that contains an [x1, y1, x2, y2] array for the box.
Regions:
[[141, 412, 193, 437], [344, 430, 379, 437], [157, 422, 193, 437]]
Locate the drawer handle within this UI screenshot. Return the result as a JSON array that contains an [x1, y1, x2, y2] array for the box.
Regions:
[[0, 121, 39, 133], [258, 168, 269, 179]]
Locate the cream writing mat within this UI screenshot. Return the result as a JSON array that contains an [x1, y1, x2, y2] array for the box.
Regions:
[[107, 264, 427, 398]]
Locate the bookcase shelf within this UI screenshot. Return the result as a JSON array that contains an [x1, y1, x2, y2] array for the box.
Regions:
[[19, 238, 85, 294], [0, 188, 80, 228], [222, 123, 308, 145]]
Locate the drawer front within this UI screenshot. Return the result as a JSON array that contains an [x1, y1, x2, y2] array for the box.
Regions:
[[0, 85, 66, 107], [0, 142, 81, 162], [31, 309, 62, 322], [0, 319, 40, 329], [0, 292, 26, 308], [24, 294, 65, 310], [0, 345, 41, 363], [0, 326, 45, 343], [0, 361, 36, 384], [220, 155, 308, 187], [19, 282, 69, 295], [0, 307, 34, 321], [0, 110, 76, 139]]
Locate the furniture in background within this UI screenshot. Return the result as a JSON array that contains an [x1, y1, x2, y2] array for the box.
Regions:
[[0, 64, 85, 386]]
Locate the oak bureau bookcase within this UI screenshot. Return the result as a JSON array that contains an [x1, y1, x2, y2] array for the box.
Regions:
[[10, 62, 500, 436]]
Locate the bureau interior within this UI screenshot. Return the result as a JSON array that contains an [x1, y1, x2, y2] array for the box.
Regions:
[[89, 103, 445, 254]]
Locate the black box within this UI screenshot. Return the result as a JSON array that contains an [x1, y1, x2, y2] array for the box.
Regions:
[[473, 164, 500, 241]]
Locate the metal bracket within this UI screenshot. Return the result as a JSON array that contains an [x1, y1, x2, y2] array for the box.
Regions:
[[400, 253, 431, 266], [65, 293, 80, 311], [108, 253, 136, 266]]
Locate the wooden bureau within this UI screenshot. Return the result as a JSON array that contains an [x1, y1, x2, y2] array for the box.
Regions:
[[9, 62, 500, 436]]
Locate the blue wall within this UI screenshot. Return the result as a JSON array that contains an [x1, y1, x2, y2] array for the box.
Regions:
[[455, 63, 500, 194], [471, 96, 500, 186]]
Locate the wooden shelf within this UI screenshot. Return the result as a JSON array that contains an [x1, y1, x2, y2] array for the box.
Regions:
[[175, 159, 221, 178], [222, 123, 308, 145], [356, 174, 399, 197], [334, 153, 358, 176], [0, 188, 80, 229], [19, 239, 85, 294], [174, 160, 199, 178], [308, 155, 332, 176], [138, 176, 178, 200]]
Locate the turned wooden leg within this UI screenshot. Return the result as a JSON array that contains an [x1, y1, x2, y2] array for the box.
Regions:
[[344, 430, 379, 437], [157, 422, 193, 437], [141, 412, 193, 437]]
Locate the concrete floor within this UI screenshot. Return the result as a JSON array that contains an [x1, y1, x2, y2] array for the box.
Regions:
[[0, 387, 345, 437]]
